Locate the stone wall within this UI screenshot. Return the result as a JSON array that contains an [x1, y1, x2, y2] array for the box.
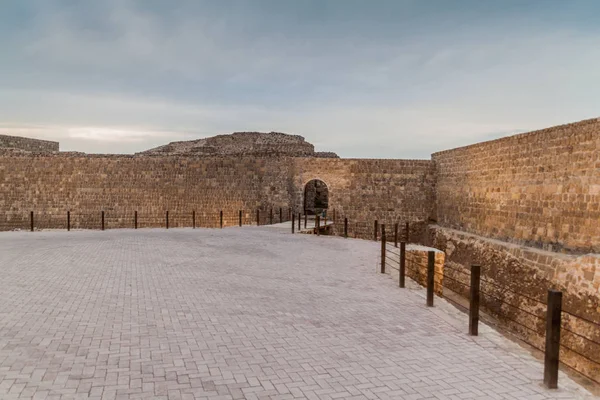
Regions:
[[430, 118, 600, 383], [0, 154, 435, 235], [429, 225, 600, 383], [382, 244, 445, 296], [432, 118, 600, 254], [0, 154, 294, 230], [293, 158, 436, 241], [0, 134, 59, 153]]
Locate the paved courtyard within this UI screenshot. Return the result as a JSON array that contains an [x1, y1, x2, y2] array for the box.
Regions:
[[0, 228, 595, 399]]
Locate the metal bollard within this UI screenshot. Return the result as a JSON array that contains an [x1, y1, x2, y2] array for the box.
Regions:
[[101, 211, 105, 231], [399, 242, 406, 287], [166, 211, 169, 229], [192, 210, 195, 229], [279, 207, 282, 223], [297, 212, 301, 231], [544, 290, 562, 389], [380, 224, 386, 273], [67, 211, 70, 231], [304, 213, 307, 229], [220, 210, 223, 228], [344, 217, 348, 238], [292, 213, 295, 234], [469, 265, 481, 336], [427, 251, 435, 307], [270, 208, 273, 225], [135, 211, 138, 229], [239, 210, 242, 227], [316, 215, 320, 236], [374, 220, 378, 241], [256, 209, 260, 226]]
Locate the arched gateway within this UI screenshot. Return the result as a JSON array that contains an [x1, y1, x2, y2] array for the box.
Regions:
[[303, 179, 329, 216]]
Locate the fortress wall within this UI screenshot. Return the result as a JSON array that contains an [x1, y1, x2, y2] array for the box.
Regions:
[[429, 226, 600, 383], [0, 154, 294, 230], [430, 118, 600, 383], [432, 118, 600, 254], [293, 158, 436, 240], [0, 134, 59, 153], [0, 154, 436, 237]]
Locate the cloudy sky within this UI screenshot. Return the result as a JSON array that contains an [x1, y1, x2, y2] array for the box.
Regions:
[[1, 0, 599, 158]]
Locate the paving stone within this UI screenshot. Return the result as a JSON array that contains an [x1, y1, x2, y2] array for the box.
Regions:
[[0, 228, 595, 399]]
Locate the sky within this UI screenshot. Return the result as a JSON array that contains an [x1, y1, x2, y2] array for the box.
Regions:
[[1, 0, 599, 158]]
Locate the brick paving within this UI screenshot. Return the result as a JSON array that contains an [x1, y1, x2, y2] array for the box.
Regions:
[[0, 228, 594, 399]]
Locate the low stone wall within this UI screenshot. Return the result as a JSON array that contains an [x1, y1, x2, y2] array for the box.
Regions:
[[0, 134, 58, 153], [428, 225, 600, 383], [382, 244, 445, 296]]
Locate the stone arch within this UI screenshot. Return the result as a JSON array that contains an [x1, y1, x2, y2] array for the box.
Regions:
[[303, 179, 329, 216]]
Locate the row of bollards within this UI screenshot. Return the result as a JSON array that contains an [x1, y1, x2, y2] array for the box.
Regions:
[[27, 208, 292, 231], [380, 224, 432, 302], [379, 222, 563, 390], [374, 220, 410, 243]]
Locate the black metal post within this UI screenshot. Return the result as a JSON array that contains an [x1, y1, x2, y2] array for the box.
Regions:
[[256, 209, 260, 226], [220, 210, 223, 228], [192, 210, 195, 229], [292, 213, 295, 234], [135, 211, 138, 229], [101, 211, 105, 231], [297, 213, 301, 231], [304, 213, 307, 229], [374, 220, 378, 241], [316, 215, 320, 236], [427, 251, 435, 307], [380, 224, 386, 274], [270, 208, 273, 225], [279, 207, 282, 223], [344, 217, 348, 238], [166, 211, 169, 229], [30, 211, 34, 232], [394, 222, 398, 247], [399, 242, 406, 288], [239, 210, 242, 227], [67, 211, 70, 231], [544, 290, 562, 389], [469, 265, 481, 336]]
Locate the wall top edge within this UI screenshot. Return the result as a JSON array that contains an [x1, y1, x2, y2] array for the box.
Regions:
[[430, 117, 600, 158], [0, 151, 433, 163]]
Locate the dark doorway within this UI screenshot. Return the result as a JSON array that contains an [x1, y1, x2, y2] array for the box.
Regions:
[[304, 179, 329, 216]]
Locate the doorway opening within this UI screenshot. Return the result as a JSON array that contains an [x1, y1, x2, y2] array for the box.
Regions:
[[303, 179, 329, 216]]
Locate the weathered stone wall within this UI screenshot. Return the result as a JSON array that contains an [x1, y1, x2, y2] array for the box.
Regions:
[[0, 154, 294, 230], [432, 118, 600, 254], [0, 134, 59, 153], [293, 158, 436, 241], [429, 225, 600, 383], [430, 118, 600, 383], [0, 155, 435, 234]]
